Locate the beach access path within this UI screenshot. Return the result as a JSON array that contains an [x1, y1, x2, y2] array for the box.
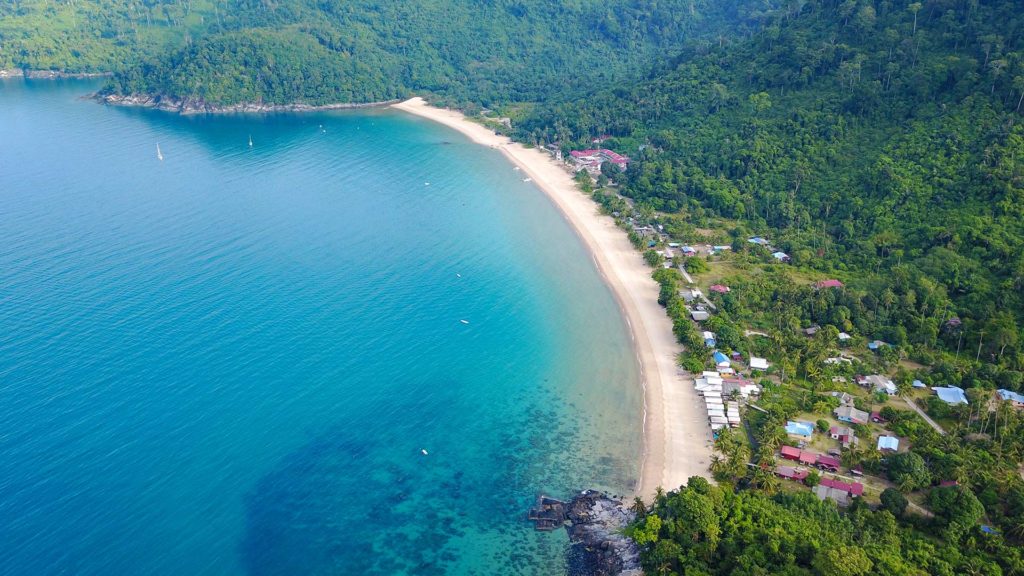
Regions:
[[392, 98, 713, 498]]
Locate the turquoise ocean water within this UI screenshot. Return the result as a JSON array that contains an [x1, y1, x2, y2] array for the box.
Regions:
[[0, 80, 642, 575]]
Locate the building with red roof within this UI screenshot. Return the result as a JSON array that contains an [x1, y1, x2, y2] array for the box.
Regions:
[[798, 451, 818, 466], [568, 149, 631, 174], [819, 477, 864, 496], [815, 279, 844, 289], [815, 454, 841, 472], [709, 284, 730, 294], [776, 466, 809, 481], [780, 446, 802, 461]]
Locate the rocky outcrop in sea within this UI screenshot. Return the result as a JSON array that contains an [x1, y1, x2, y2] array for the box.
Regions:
[[96, 93, 401, 115], [529, 490, 642, 576]]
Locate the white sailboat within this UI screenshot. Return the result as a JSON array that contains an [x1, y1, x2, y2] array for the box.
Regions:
[[156, 143, 164, 161]]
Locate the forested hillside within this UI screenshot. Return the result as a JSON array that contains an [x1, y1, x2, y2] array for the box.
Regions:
[[520, 0, 1024, 366], [101, 0, 745, 106], [0, 0, 225, 72], [0, 0, 749, 106]]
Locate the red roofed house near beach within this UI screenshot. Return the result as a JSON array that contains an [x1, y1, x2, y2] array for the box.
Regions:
[[569, 149, 631, 175]]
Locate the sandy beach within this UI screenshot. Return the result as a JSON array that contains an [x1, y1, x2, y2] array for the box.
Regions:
[[392, 97, 713, 498]]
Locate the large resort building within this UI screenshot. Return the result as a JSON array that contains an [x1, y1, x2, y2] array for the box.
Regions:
[[569, 149, 630, 175]]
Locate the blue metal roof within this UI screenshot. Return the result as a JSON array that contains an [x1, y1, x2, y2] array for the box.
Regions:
[[785, 421, 815, 437], [998, 389, 1024, 403], [934, 386, 969, 405], [877, 436, 899, 451], [713, 351, 729, 364]]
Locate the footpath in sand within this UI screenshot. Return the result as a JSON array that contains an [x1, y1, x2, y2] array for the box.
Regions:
[[392, 98, 713, 498]]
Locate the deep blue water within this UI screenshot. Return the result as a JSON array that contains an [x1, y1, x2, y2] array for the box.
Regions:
[[0, 80, 642, 575]]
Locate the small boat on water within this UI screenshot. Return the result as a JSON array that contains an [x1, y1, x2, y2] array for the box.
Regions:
[[248, 135, 253, 147], [460, 319, 469, 325], [513, 166, 520, 171], [421, 449, 429, 456], [522, 178, 532, 182], [424, 182, 431, 186], [456, 273, 462, 278], [156, 143, 163, 161]]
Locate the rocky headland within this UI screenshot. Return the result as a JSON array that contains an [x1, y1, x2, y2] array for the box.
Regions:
[[529, 490, 642, 576]]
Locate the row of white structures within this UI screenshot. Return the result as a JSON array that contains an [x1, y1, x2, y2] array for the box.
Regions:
[[695, 371, 743, 431]]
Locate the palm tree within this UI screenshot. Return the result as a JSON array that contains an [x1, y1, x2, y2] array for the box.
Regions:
[[631, 496, 647, 518], [753, 468, 781, 495]]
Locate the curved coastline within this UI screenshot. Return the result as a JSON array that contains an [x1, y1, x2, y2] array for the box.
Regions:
[[391, 97, 713, 498], [96, 93, 402, 115]]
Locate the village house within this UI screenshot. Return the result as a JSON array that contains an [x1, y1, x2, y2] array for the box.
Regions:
[[867, 340, 890, 351], [749, 356, 769, 371], [691, 310, 710, 321], [776, 466, 809, 482], [814, 478, 864, 506], [722, 378, 761, 399], [784, 421, 815, 440], [703, 331, 717, 347], [997, 389, 1024, 408], [877, 436, 900, 453], [780, 445, 802, 461], [815, 279, 844, 289], [709, 284, 730, 294], [815, 454, 841, 473], [772, 251, 790, 262], [933, 385, 969, 405], [798, 451, 818, 467], [830, 426, 857, 448], [831, 391, 854, 406], [859, 374, 898, 395], [834, 405, 869, 425], [679, 287, 702, 303]]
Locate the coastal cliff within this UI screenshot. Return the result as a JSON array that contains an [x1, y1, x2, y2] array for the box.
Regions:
[[530, 491, 641, 576], [97, 93, 402, 115]]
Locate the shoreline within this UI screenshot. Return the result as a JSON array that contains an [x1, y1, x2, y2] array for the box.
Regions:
[[392, 97, 713, 499], [96, 93, 402, 115], [0, 69, 112, 79]]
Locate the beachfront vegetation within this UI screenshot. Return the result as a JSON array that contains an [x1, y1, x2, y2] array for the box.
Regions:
[[520, 0, 1024, 382], [629, 476, 1024, 576]]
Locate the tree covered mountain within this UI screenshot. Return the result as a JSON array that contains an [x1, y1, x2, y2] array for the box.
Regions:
[[520, 0, 1024, 367], [0, 0, 753, 106]]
